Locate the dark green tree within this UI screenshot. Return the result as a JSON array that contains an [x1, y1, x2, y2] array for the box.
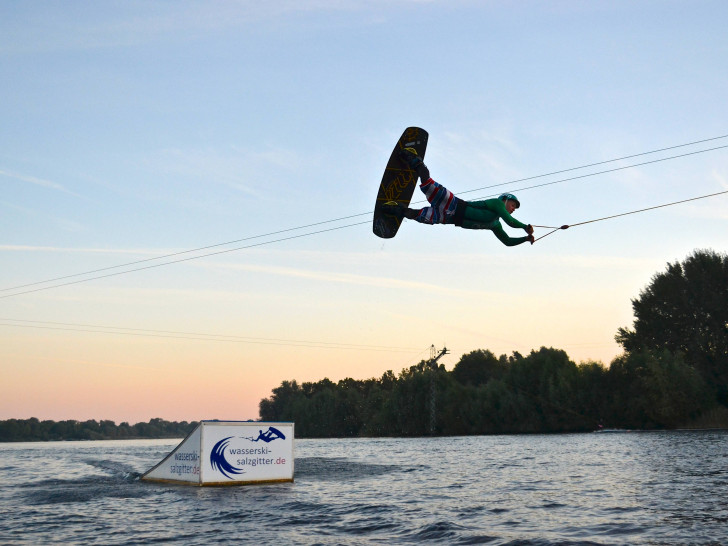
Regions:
[[503, 347, 593, 432], [451, 349, 506, 386], [606, 350, 711, 428], [259, 380, 302, 422], [615, 249, 728, 403], [389, 361, 433, 436]]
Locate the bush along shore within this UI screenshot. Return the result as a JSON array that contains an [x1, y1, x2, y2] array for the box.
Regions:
[[0, 418, 198, 442]]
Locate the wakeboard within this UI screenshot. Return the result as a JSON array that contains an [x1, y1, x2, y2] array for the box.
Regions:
[[372, 127, 428, 238]]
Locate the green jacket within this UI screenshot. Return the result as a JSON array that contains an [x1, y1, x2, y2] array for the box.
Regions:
[[461, 198, 530, 247]]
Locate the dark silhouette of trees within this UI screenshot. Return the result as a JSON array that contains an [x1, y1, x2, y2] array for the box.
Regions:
[[259, 348, 611, 437], [0, 418, 197, 442], [616, 249, 728, 403], [451, 349, 506, 386], [258, 340, 720, 438], [605, 350, 711, 429]]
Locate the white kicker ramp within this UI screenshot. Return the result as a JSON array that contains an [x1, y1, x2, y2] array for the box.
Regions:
[[141, 420, 294, 486]]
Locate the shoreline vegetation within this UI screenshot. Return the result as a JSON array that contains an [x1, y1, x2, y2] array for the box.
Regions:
[[4, 249, 727, 442], [0, 418, 198, 442], [1, 405, 727, 443], [256, 347, 728, 438]]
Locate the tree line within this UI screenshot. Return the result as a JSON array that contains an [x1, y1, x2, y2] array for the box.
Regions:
[[259, 347, 714, 436], [0, 417, 197, 442], [260, 249, 728, 437]]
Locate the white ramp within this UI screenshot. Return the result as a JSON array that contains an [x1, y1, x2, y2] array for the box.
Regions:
[[141, 420, 294, 486]]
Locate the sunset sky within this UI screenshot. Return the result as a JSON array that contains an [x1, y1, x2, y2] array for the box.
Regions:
[[2, 1, 727, 424]]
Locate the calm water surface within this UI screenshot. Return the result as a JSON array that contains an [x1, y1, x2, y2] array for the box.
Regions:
[[1, 431, 726, 544]]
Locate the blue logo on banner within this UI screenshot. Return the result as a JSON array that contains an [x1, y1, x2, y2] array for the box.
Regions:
[[210, 437, 245, 479]]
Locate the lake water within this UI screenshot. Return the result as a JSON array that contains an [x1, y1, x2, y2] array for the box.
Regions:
[[1, 431, 726, 544]]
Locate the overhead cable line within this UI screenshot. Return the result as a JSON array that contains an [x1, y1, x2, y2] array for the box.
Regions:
[[0, 318, 422, 352], [462, 143, 728, 199], [532, 189, 728, 243], [2, 137, 727, 298], [459, 133, 728, 197], [1, 213, 370, 293], [0, 221, 368, 299]]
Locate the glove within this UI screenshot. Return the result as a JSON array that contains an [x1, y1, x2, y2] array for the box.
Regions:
[[527, 234, 535, 245], [525, 224, 534, 235]]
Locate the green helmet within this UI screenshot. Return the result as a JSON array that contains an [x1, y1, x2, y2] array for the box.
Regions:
[[499, 193, 520, 209]]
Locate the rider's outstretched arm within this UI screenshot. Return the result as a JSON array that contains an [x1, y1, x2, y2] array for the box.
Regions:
[[491, 224, 530, 246]]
